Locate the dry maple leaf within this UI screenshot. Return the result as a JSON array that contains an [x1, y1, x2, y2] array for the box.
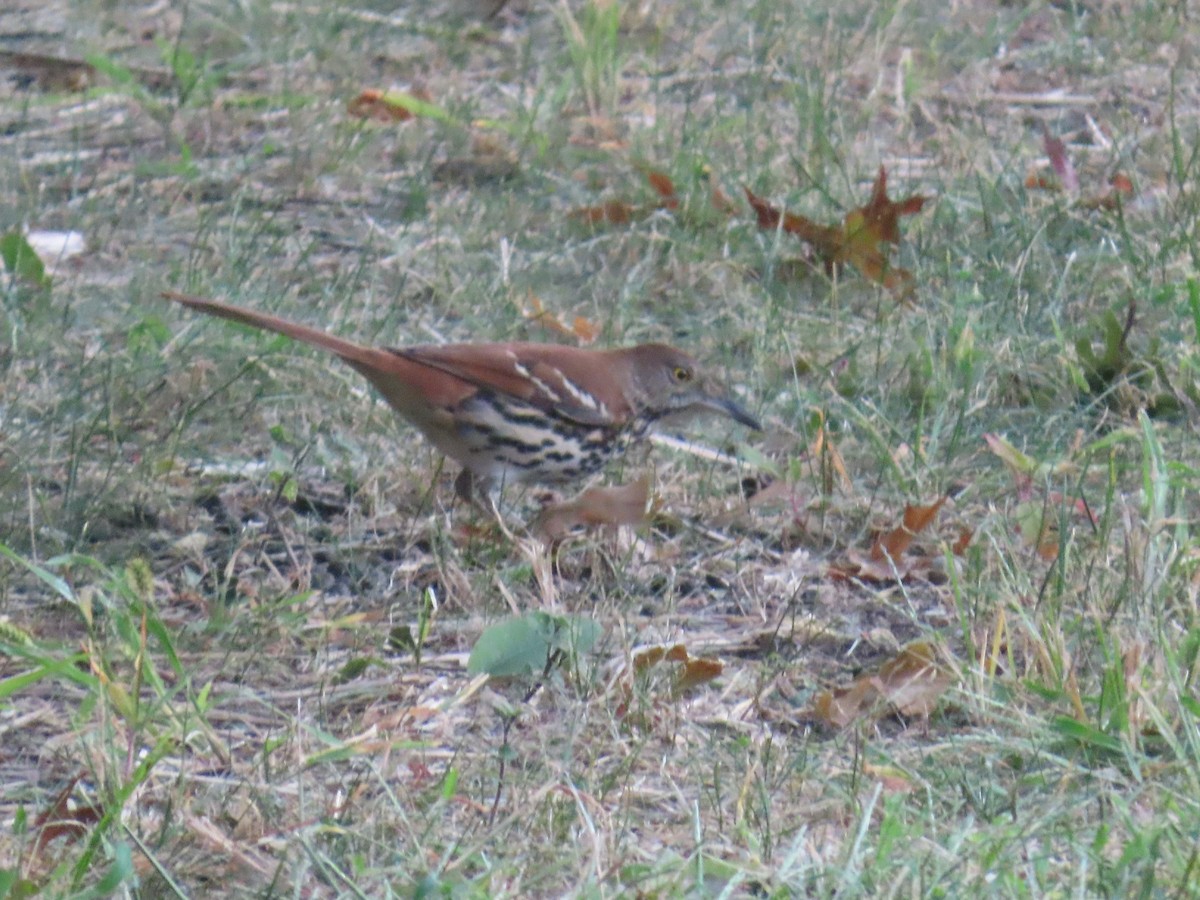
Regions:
[[849, 166, 930, 245], [743, 185, 842, 260], [744, 167, 927, 295]]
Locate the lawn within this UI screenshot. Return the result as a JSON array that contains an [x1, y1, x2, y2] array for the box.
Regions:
[[2, 0, 1199, 896]]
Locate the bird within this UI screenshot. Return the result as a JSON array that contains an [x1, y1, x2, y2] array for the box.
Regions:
[[162, 291, 761, 502]]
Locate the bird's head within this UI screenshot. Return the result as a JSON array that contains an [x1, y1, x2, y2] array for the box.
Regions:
[[626, 343, 761, 431]]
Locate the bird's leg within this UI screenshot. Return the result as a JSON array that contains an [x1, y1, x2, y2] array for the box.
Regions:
[[453, 469, 506, 519]]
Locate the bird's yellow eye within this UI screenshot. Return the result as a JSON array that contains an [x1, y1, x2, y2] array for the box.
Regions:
[[673, 366, 692, 382]]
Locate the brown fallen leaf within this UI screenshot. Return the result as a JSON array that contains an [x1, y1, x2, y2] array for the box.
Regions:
[[870, 496, 949, 562], [640, 166, 680, 210], [514, 291, 599, 344], [532, 477, 651, 540], [31, 773, 102, 861], [829, 495, 951, 583], [951, 526, 974, 556], [744, 167, 927, 296], [568, 166, 685, 226], [812, 640, 953, 727], [1041, 125, 1079, 194], [1078, 172, 1136, 211], [632, 643, 725, 694], [568, 198, 638, 225], [743, 185, 843, 260], [0, 50, 95, 91]]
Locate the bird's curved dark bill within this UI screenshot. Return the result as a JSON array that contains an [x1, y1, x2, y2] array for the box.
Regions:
[[706, 396, 762, 431]]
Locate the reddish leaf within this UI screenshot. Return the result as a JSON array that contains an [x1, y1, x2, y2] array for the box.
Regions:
[[32, 774, 102, 859], [853, 166, 929, 245], [743, 186, 842, 259], [1110, 172, 1134, 195], [642, 167, 679, 209], [951, 526, 974, 556], [1079, 172, 1137, 211], [1042, 126, 1079, 194], [532, 478, 650, 540], [870, 496, 948, 562], [745, 168, 927, 296], [1025, 173, 1061, 192], [568, 199, 638, 225], [347, 87, 434, 123]]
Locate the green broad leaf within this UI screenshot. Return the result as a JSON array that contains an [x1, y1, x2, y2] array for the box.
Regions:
[[467, 612, 600, 678], [545, 612, 601, 657], [335, 656, 379, 684], [468, 615, 552, 677], [0, 867, 41, 899], [84, 53, 140, 89], [0, 231, 50, 289]]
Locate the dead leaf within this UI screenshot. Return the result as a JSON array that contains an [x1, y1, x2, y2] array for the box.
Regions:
[[32, 774, 102, 860], [1079, 171, 1136, 211], [514, 291, 600, 344], [347, 86, 434, 122], [812, 641, 953, 727], [743, 185, 843, 260], [830, 495, 950, 583], [951, 526, 974, 556], [851, 166, 930, 245], [641, 167, 680, 210], [630, 643, 724, 695], [0, 50, 95, 91], [532, 477, 651, 540], [870, 496, 948, 562], [1042, 125, 1079, 194], [568, 199, 638, 225], [877, 641, 953, 717], [568, 166, 685, 226], [744, 167, 927, 296]]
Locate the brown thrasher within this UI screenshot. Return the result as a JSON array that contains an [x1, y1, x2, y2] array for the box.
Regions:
[[163, 291, 760, 500]]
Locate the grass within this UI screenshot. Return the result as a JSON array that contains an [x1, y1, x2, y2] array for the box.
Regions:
[[2, 0, 1200, 895]]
